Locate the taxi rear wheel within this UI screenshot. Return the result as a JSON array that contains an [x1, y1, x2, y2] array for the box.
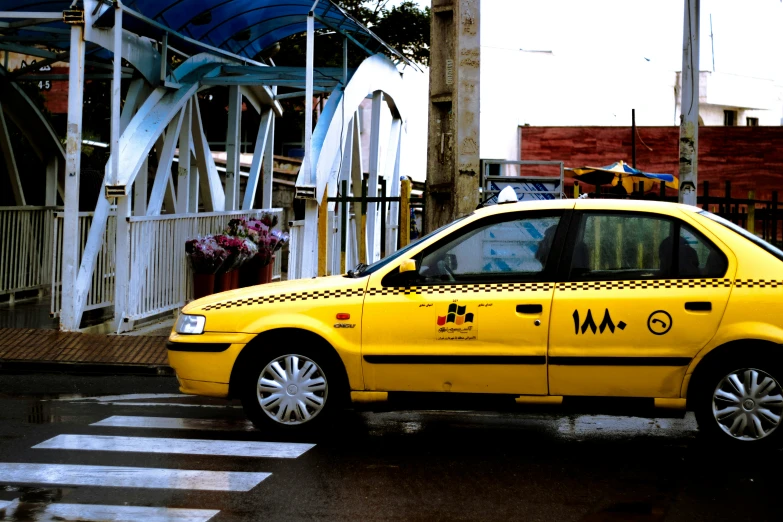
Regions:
[[240, 347, 345, 431], [694, 356, 783, 445]]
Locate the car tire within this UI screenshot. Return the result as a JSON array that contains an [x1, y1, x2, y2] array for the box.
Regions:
[[240, 346, 347, 433], [693, 354, 783, 445]]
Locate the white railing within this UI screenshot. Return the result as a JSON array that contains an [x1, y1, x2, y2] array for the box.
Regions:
[[289, 212, 400, 279], [0, 206, 58, 297], [125, 209, 283, 322], [50, 212, 117, 317], [288, 220, 305, 280]]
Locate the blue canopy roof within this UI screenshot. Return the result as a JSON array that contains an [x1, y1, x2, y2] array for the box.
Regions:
[[0, 0, 408, 64]]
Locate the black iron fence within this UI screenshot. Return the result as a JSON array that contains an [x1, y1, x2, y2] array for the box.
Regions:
[[578, 180, 783, 247]]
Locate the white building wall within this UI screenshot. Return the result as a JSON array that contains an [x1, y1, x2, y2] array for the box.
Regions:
[[477, 0, 783, 164]]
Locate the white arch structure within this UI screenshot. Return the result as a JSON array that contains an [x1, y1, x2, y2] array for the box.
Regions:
[[0, 0, 418, 332], [295, 54, 411, 277]]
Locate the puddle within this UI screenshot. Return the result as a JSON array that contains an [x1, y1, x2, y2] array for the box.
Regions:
[[0, 487, 65, 521], [26, 402, 56, 425], [580, 498, 668, 522]]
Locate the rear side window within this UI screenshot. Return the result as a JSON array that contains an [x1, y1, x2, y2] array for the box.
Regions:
[[570, 213, 674, 280], [679, 224, 728, 277], [569, 212, 727, 280]]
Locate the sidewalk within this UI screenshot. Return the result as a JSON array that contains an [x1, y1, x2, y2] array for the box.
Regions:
[[0, 296, 172, 373], [0, 327, 170, 373]]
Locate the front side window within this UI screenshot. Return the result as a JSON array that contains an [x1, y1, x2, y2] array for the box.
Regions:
[[418, 215, 561, 283], [570, 212, 727, 280]]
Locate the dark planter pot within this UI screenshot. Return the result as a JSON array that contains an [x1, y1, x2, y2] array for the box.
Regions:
[[193, 273, 215, 299], [239, 255, 275, 287], [215, 271, 235, 293], [261, 257, 274, 284]]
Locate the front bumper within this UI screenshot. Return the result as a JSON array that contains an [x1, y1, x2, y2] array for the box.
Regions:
[[167, 332, 255, 397]]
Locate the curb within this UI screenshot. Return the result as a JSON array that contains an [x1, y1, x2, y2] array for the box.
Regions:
[[0, 360, 175, 376]]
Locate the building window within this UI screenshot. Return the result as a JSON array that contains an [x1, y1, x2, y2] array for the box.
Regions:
[[723, 110, 737, 126], [747, 117, 759, 126]]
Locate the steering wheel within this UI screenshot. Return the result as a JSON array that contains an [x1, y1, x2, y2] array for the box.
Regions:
[[436, 259, 456, 282]]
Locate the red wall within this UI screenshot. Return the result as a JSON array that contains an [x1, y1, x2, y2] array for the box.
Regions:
[[520, 126, 783, 201]]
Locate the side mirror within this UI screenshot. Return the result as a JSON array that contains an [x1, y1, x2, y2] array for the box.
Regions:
[[400, 259, 417, 274], [396, 259, 418, 287]]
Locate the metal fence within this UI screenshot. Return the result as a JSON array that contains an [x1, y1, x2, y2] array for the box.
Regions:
[[50, 212, 117, 317], [579, 180, 783, 247], [288, 220, 305, 280], [124, 209, 283, 322], [0, 207, 57, 298]]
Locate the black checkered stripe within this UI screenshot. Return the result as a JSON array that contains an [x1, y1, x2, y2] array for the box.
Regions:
[[734, 279, 783, 288], [365, 283, 553, 296], [558, 279, 733, 291], [201, 288, 366, 310]]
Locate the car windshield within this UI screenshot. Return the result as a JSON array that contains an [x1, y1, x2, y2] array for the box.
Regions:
[[349, 216, 468, 277], [699, 210, 783, 263]]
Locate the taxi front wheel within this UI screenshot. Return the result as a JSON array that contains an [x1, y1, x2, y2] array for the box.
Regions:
[[240, 348, 345, 431], [694, 357, 783, 445]]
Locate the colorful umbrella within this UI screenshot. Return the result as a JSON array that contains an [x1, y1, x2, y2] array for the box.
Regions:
[[566, 161, 678, 193]]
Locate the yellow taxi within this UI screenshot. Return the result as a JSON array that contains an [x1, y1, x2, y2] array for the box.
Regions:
[[168, 198, 783, 444]]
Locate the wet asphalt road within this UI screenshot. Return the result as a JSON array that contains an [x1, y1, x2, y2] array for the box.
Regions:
[[0, 372, 779, 521]]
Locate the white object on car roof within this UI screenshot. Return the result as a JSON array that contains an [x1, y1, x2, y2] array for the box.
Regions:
[[497, 185, 519, 204]]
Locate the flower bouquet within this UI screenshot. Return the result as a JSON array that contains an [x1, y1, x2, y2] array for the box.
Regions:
[[185, 236, 229, 298], [214, 233, 256, 292]]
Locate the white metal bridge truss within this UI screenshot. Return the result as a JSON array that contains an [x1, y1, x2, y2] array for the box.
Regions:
[[0, 0, 417, 332]]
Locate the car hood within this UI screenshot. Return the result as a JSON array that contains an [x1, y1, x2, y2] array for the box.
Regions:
[[182, 274, 369, 313]]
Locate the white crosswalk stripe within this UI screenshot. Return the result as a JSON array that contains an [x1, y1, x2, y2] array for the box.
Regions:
[[53, 393, 188, 402], [0, 499, 18, 515], [1, 414, 317, 519], [35, 434, 315, 458], [0, 463, 270, 491], [99, 402, 242, 409], [92, 415, 255, 431], [9, 503, 219, 522]]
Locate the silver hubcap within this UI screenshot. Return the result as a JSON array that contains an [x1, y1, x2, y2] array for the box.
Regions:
[[712, 368, 783, 441], [257, 354, 327, 425]]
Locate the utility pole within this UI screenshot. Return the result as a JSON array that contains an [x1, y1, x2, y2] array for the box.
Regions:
[[679, 0, 699, 206], [425, 0, 481, 232]]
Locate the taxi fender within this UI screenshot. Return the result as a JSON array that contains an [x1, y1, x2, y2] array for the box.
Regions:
[[240, 312, 364, 390], [682, 322, 783, 397], [688, 321, 783, 374]]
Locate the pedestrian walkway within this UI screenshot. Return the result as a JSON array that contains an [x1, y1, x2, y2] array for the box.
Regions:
[[0, 393, 316, 521], [0, 295, 172, 370], [0, 327, 169, 368]]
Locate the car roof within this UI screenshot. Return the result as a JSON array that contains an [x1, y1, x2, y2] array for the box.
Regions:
[[472, 198, 701, 217]]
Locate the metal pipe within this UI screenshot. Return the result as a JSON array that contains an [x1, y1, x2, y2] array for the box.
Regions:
[[631, 108, 636, 169], [305, 9, 315, 185], [110, 5, 122, 186]]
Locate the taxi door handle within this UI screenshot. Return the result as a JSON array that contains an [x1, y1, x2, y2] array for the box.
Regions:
[[516, 304, 543, 314], [685, 301, 712, 312]]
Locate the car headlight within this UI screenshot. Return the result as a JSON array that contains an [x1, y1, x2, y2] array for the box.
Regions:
[[175, 314, 206, 335]]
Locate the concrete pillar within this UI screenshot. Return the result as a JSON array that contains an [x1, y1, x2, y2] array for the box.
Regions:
[[60, 23, 86, 331], [678, 0, 699, 206], [425, 0, 480, 232]]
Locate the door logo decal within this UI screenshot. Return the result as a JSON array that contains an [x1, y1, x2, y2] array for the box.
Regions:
[[436, 303, 477, 340], [572, 309, 626, 335], [437, 304, 474, 326], [647, 310, 672, 335]]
